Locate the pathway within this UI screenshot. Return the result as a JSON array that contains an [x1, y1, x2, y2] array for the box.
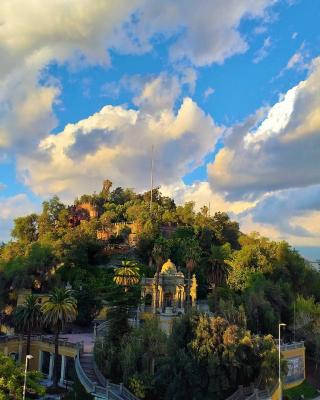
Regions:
[[65, 331, 138, 400]]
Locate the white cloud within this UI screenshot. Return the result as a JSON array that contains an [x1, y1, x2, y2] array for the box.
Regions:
[[208, 57, 320, 199], [134, 0, 275, 66], [0, 0, 275, 154], [161, 181, 255, 214], [253, 36, 272, 63], [133, 74, 181, 113], [205, 57, 320, 248], [17, 76, 220, 201], [204, 87, 215, 100], [0, 0, 143, 152]]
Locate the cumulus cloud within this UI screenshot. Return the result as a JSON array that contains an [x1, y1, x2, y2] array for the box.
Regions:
[[17, 76, 220, 201], [205, 56, 320, 249], [161, 181, 255, 214], [208, 57, 320, 199], [0, 0, 143, 152], [133, 0, 275, 66], [0, 194, 40, 241], [0, 0, 275, 154]]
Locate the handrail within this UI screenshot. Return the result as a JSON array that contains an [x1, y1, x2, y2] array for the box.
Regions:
[[93, 357, 108, 386], [75, 352, 95, 393]]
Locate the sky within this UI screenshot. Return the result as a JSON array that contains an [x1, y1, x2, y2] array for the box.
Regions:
[[0, 0, 320, 260]]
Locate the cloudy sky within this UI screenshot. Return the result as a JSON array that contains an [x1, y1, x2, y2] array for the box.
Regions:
[[0, 0, 319, 260]]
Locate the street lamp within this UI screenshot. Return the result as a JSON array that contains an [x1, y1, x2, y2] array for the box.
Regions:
[[278, 323, 286, 400], [23, 354, 33, 400]]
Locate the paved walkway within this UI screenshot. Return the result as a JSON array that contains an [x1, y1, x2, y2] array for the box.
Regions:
[[62, 333, 94, 352]]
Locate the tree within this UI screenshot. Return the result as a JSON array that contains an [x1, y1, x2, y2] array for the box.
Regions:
[[11, 214, 38, 243], [13, 294, 42, 356], [211, 212, 240, 248], [41, 288, 77, 388], [157, 313, 279, 400], [120, 318, 167, 396], [205, 243, 231, 293], [183, 239, 201, 309], [0, 353, 44, 399], [114, 260, 141, 292], [152, 237, 170, 311]]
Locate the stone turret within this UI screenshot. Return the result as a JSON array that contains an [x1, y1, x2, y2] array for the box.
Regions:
[[102, 179, 112, 197]]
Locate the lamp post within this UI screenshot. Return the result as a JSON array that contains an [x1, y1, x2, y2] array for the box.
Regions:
[[23, 354, 33, 400], [278, 323, 286, 400]]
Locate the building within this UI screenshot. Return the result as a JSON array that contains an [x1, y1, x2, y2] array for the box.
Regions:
[[281, 341, 306, 389], [139, 259, 197, 333]]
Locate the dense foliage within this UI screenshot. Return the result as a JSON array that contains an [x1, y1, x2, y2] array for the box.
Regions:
[[0, 182, 319, 399], [0, 353, 44, 399]]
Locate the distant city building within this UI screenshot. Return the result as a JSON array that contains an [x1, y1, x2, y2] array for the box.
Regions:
[[309, 260, 320, 271]]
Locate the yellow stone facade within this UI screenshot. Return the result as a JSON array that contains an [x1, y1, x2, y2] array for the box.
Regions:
[[0, 336, 80, 385], [139, 259, 197, 334], [281, 342, 306, 389]]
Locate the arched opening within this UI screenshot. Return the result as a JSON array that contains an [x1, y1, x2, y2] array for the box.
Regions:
[[9, 352, 18, 362], [178, 291, 182, 308], [145, 293, 152, 306], [164, 292, 173, 307]]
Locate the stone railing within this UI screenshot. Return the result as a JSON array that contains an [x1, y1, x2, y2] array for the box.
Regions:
[[226, 382, 278, 400], [276, 341, 304, 351], [75, 352, 95, 393], [226, 384, 255, 400], [76, 320, 139, 400]]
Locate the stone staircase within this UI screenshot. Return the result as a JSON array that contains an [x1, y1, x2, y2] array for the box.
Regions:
[[75, 322, 138, 400], [79, 352, 101, 386]]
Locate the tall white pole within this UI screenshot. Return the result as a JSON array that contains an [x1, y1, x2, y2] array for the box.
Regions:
[[23, 355, 33, 400], [150, 145, 154, 214], [278, 323, 286, 400]]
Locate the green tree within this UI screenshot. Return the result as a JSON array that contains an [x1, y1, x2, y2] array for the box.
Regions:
[[13, 294, 42, 356], [211, 212, 240, 248], [114, 260, 141, 291], [11, 214, 38, 243], [0, 353, 44, 399], [41, 288, 77, 388], [205, 243, 231, 293]]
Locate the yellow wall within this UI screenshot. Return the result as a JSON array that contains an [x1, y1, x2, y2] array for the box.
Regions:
[[282, 346, 305, 389], [0, 338, 78, 370], [17, 290, 50, 306], [271, 384, 280, 400]]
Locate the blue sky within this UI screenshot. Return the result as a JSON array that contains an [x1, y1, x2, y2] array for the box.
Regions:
[[0, 0, 320, 260]]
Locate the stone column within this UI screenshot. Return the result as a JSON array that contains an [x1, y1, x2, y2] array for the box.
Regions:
[[38, 350, 43, 372], [59, 355, 66, 386], [48, 353, 54, 381], [3, 346, 8, 356], [152, 286, 157, 313]]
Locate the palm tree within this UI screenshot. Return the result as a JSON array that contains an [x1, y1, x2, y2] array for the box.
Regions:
[[152, 238, 170, 312], [41, 288, 77, 388], [113, 260, 140, 291], [183, 239, 201, 310], [205, 243, 231, 292], [13, 294, 42, 356]]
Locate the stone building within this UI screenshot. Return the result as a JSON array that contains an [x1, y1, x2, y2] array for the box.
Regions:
[[139, 259, 197, 333]]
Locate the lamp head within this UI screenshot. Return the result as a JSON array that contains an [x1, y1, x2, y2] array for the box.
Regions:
[[279, 323, 286, 327], [26, 355, 33, 360]]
